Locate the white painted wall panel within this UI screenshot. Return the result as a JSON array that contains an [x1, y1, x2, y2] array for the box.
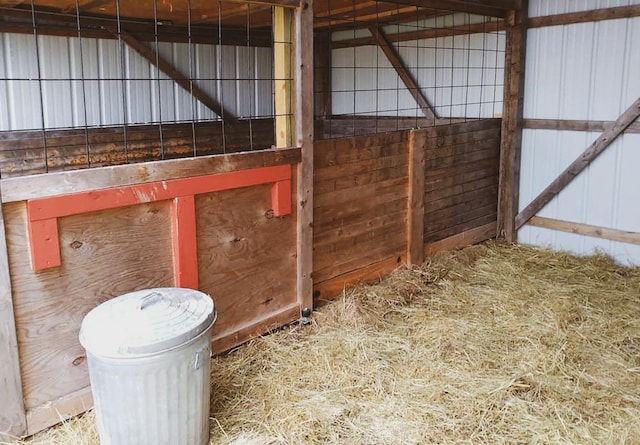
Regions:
[[331, 13, 505, 119], [0, 33, 274, 130], [519, 1, 640, 265]]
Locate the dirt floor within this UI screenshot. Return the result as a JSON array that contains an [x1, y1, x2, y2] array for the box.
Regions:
[[8, 241, 640, 444]]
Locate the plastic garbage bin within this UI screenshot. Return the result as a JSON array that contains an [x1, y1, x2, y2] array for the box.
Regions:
[[79, 287, 216, 445]]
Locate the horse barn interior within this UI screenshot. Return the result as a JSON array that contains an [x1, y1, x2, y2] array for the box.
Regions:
[[0, 0, 639, 442]]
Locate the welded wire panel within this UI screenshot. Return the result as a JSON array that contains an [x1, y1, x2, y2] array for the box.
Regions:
[[0, 0, 280, 178]]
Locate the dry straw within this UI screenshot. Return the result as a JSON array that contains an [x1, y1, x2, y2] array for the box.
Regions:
[[11, 242, 640, 444]]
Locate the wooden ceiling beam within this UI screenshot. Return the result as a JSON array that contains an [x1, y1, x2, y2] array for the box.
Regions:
[[377, 0, 517, 18], [368, 25, 437, 120]]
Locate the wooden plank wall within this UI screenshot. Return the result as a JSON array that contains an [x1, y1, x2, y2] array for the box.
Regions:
[[423, 119, 501, 253], [0, 118, 274, 178], [2, 152, 298, 435], [312, 132, 409, 301]]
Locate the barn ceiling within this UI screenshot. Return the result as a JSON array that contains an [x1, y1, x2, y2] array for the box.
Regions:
[[0, 0, 519, 29]]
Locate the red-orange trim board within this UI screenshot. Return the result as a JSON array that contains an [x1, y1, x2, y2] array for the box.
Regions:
[[26, 165, 293, 286]]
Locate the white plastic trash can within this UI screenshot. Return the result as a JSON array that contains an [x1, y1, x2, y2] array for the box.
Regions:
[[79, 287, 216, 445]]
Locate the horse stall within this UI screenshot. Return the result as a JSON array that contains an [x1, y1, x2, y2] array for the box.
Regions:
[[1, 0, 639, 442]]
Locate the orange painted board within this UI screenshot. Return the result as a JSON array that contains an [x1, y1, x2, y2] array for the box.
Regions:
[[26, 217, 61, 271], [27, 165, 292, 222], [171, 196, 199, 290], [271, 180, 292, 217]]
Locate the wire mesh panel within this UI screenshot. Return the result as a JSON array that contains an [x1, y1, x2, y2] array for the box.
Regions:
[[0, 0, 285, 178], [314, 0, 506, 139]]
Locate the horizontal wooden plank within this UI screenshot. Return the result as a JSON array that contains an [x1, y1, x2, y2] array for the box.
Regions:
[[314, 192, 407, 228], [424, 222, 497, 256], [426, 198, 498, 234], [315, 140, 407, 168], [314, 209, 407, 248], [1, 148, 301, 203], [428, 143, 500, 170], [426, 211, 497, 244], [425, 163, 499, 193], [26, 387, 93, 436], [315, 176, 407, 208], [426, 133, 501, 158], [528, 5, 640, 28], [420, 118, 502, 139], [315, 164, 408, 195], [426, 184, 498, 214], [523, 118, 640, 134], [314, 153, 408, 181], [313, 256, 403, 302], [425, 175, 499, 204], [527, 216, 640, 246], [313, 232, 406, 284], [425, 157, 500, 181]]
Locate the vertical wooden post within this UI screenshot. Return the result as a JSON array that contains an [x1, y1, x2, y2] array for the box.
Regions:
[[274, 6, 295, 148], [0, 195, 28, 440], [171, 195, 199, 290], [295, 0, 314, 313], [407, 130, 426, 267], [497, 1, 528, 242]]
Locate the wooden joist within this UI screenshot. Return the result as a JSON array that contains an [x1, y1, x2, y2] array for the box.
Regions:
[[527, 216, 640, 246], [516, 97, 640, 230], [368, 25, 438, 121], [496, 2, 527, 242], [379, 0, 516, 18], [114, 30, 238, 123], [523, 118, 640, 134], [528, 4, 640, 28]]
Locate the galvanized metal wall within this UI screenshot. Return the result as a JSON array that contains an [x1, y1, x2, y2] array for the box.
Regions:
[[331, 14, 505, 119], [518, 0, 640, 265], [0, 33, 274, 131]]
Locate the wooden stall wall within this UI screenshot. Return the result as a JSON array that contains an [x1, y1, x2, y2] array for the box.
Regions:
[[422, 119, 501, 254], [313, 131, 410, 301], [0, 149, 300, 437], [312, 119, 501, 301]]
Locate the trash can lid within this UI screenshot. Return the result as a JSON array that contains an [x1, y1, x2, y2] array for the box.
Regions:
[[79, 287, 215, 358]]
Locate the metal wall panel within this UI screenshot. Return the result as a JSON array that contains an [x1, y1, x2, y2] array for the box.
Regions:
[[519, 1, 640, 265], [331, 13, 505, 119], [0, 33, 274, 131], [530, 0, 640, 17]]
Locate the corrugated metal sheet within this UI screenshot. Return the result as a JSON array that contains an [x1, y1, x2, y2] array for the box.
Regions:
[[331, 13, 505, 119], [0, 33, 274, 131], [519, 1, 640, 265], [530, 0, 640, 17]]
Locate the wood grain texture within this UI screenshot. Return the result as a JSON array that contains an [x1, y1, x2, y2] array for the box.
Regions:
[[5, 201, 174, 411], [274, 6, 295, 148], [424, 222, 497, 256], [528, 216, 640, 246], [528, 4, 640, 28], [25, 387, 92, 436], [0, 202, 27, 440], [0, 119, 275, 179], [407, 131, 426, 268], [195, 178, 298, 343], [497, 3, 528, 242], [523, 118, 640, 134], [296, 0, 315, 313], [2, 148, 300, 203], [515, 97, 640, 229], [313, 133, 409, 287]]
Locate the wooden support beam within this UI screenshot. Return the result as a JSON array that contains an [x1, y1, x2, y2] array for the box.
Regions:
[[523, 118, 640, 134], [496, 3, 527, 242], [516, 97, 640, 230], [295, 0, 314, 314], [332, 20, 505, 49], [0, 191, 27, 440], [527, 216, 640, 246], [528, 5, 640, 28], [114, 30, 238, 123], [274, 7, 296, 148], [407, 130, 426, 267], [61, 0, 110, 13], [314, 31, 332, 119], [378, 0, 514, 18], [368, 26, 437, 121]]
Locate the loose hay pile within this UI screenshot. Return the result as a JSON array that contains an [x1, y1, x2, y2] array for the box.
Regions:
[[11, 242, 640, 444]]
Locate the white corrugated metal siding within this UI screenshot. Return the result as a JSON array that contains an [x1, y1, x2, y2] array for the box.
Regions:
[[519, 0, 640, 265], [0, 33, 274, 130], [331, 13, 505, 119]]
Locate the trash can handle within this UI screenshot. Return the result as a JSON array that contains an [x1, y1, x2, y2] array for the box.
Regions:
[[137, 291, 164, 310]]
